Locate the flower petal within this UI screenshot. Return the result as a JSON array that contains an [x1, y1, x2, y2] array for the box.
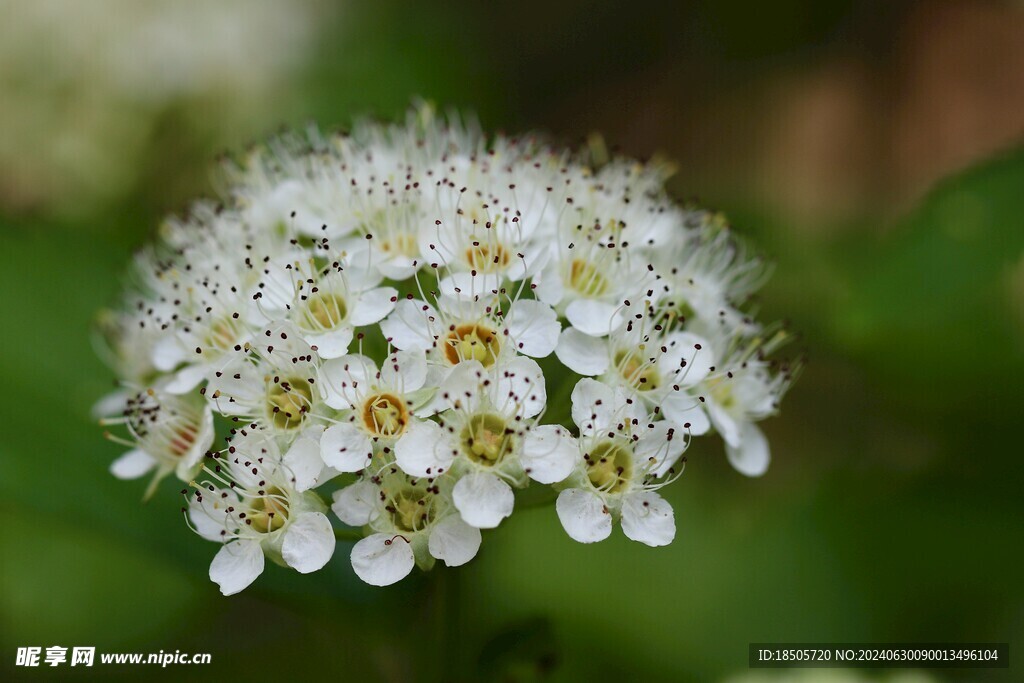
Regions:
[[351, 533, 415, 586], [380, 350, 428, 393], [305, 326, 354, 359], [491, 356, 546, 419], [209, 540, 265, 596], [725, 422, 771, 477], [620, 491, 675, 547], [283, 435, 326, 492], [565, 299, 622, 337], [379, 299, 436, 351], [521, 425, 578, 484], [570, 378, 616, 436], [332, 480, 379, 526], [506, 300, 560, 358], [428, 515, 482, 567], [452, 471, 515, 529], [661, 393, 711, 436], [110, 448, 158, 480], [320, 422, 374, 472], [350, 287, 398, 326], [555, 488, 612, 543], [394, 420, 453, 477], [635, 421, 687, 478], [555, 328, 609, 376], [282, 512, 336, 573]]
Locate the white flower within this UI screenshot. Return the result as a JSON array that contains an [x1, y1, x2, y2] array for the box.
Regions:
[[332, 470, 481, 586], [556, 314, 715, 435], [101, 387, 214, 498], [204, 324, 326, 434], [648, 213, 767, 334], [555, 379, 687, 547], [381, 291, 560, 386], [318, 351, 435, 473], [188, 429, 335, 595], [251, 252, 397, 359], [395, 358, 576, 529], [691, 333, 796, 477]]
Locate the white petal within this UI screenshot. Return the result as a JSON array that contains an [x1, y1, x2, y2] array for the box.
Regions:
[[331, 481, 379, 526], [379, 299, 436, 351], [350, 287, 398, 326], [110, 448, 158, 480], [92, 389, 129, 420], [506, 300, 560, 358], [282, 512, 336, 574], [635, 421, 687, 478], [380, 350, 428, 393], [491, 356, 546, 419], [435, 359, 485, 413], [351, 533, 416, 586], [283, 435, 325, 492], [164, 364, 210, 394], [620, 491, 676, 547], [152, 334, 188, 372], [555, 488, 612, 543], [394, 420, 454, 477], [428, 515, 482, 567], [663, 332, 714, 386], [209, 540, 265, 596], [377, 256, 420, 281], [320, 423, 374, 472], [725, 422, 771, 477], [452, 471, 515, 529], [570, 378, 616, 435], [707, 400, 742, 448], [305, 326, 354, 359], [565, 299, 622, 337], [320, 354, 376, 409], [520, 425, 578, 484], [555, 328, 609, 376], [531, 262, 564, 306], [661, 393, 711, 436]]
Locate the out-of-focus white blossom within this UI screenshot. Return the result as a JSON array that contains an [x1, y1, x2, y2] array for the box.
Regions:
[[0, 0, 329, 213]]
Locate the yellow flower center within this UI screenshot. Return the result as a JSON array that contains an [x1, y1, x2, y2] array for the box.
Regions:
[[387, 488, 433, 533], [443, 324, 501, 367], [460, 413, 514, 466], [302, 292, 348, 330], [586, 440, 633, 493], [613, 349, 660, 392], [465, 241, 511, 272], [568, 258, 610, 297], [361, 393, 410, 437], [267, 376, 314, 430], [248, 487, 290, 533]]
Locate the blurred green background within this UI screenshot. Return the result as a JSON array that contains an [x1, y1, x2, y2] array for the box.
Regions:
[[1, 1, 1022, 681]]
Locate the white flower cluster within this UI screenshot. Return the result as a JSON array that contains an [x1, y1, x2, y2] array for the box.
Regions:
[[98, 107, 797, 594]]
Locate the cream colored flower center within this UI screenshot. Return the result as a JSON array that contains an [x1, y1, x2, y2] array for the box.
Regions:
[[386, 488, 433, 533], [586, 440, 633, 493], [613, 348, 660, 392], [465, 241, 511, 272], [568, 258, 609, 297], [361, 393, 409, 437], [248, 487, 290, 533], [444, 324, 500, 367], [460, 413, 514, 466], [302, 292, 348, 331], [267, 376, 314, 430]]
